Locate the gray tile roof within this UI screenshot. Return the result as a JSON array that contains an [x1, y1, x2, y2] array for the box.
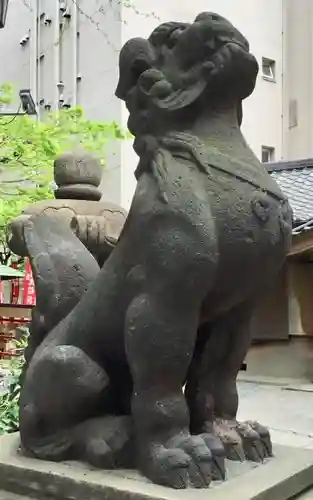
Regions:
[[270, 168, 313, 223], [267, 158, 313, 226]]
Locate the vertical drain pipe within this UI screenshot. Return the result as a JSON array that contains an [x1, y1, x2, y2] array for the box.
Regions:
[[36, 0, 41, 119], [53, 0, 60, 111], [72, 0, 78, 107], [30, 0, 38, 109]]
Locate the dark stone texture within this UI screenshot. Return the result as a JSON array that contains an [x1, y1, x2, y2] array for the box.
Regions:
[[11, 12, 293, 490]]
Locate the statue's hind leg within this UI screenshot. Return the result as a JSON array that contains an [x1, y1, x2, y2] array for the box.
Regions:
[[20, 345, 133, 467], [186, 302, 272, 466]]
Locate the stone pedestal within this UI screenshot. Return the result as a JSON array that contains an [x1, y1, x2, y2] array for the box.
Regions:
[[1, 434, 313, 500]]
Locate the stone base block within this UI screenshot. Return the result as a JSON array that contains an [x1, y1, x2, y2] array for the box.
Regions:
[[1, 434, 313, 500]]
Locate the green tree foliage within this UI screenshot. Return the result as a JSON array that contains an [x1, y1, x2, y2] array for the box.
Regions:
[[0, 83, 125, 249], [0, 332, 28, 435]]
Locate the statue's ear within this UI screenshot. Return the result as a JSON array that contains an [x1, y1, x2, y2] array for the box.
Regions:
[[152, 79, 207, 111], [115, 37, 155, 101]]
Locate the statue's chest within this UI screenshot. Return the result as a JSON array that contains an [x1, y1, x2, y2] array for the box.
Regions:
[[200, 172, 292, 309], [134, 161, 292, 270], [208, 170, 290, 245]]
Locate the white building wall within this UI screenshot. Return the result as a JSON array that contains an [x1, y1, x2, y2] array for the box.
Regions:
[[0, 0, 32, 105], [282, 0, 313, 160]]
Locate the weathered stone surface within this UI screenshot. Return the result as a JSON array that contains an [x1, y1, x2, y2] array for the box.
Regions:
[[8, 11, 293, 491], [0, 435, 313, 500], [54, 150, 102, 190]]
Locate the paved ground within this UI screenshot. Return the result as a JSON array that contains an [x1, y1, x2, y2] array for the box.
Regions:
[[237, 380, 313, 499], [237, 381, 313, 450]]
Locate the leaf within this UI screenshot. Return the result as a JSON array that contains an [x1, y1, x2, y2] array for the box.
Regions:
[[0, 330, 28, 433], [0, 85, 127, 247]]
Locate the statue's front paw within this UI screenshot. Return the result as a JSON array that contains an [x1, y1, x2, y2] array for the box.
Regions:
[[141, 435, 213, 489], [213, 419, 272, 463]]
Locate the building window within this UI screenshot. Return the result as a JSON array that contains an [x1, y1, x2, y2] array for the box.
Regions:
[[262, 146, 275, 163], [262, 57, 276, 81], [289, 99, 298, 128]]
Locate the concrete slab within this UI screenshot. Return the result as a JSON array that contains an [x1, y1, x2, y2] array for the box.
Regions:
[[1, 434, 313, 500]]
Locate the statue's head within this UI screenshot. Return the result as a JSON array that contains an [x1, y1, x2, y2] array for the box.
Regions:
[[116, 12, 258, 135]]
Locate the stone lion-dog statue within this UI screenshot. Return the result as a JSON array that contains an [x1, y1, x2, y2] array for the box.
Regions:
[[15, 12, 292, 490]]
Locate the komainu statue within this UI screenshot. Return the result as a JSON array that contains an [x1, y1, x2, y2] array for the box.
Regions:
[[7, 149, 126, 383], [11, 12, 292, 490]]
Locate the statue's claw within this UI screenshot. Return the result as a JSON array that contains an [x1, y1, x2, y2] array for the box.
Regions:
[[142, 435, 213, 489], [213, 419, 245, 462], [236, 422, 265, 462], [199, 433, 226, 481], [213, 419, 272, 463], [245, 420, 273, 458]]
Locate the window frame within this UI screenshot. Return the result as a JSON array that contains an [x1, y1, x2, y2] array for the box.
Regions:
[[261, 146, 275, 164], [262, 57, 276, 82]]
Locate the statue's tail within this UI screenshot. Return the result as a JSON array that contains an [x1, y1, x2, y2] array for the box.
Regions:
[[21, 213, 100, 368], [20, 402, 75, 461]]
